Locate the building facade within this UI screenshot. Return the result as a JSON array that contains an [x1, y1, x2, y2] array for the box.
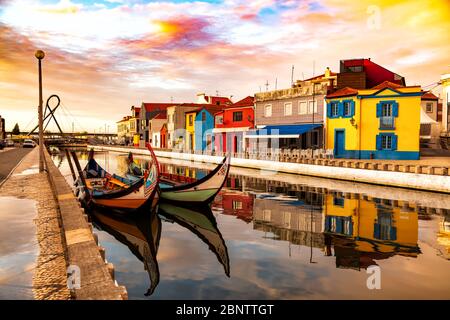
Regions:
[[420, 91, 440, 145], [0, 115, 5, 140], [116, 116, 131, 145], [130, 106, 140, 146], [251, 69, 336, 150], [149, 112, 167, 148], [325, 81, 422, 160], [213, 96, 255, 153], [337, 58, 405, 90], [138, 103, 172, 147], [440, 73, 450, 134]]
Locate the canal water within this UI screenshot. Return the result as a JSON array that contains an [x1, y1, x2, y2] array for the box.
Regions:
[[52, 151, 450, 299]]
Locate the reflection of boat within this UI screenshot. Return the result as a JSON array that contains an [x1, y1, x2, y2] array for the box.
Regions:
[[90, 209, 161, 296], [158, 203, 230, 277], [74, 144, 159, 212], [129, 154, 231, 204]]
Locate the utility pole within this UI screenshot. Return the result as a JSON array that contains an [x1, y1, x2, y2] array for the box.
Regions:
[[291, 65, 295, 87], [311, 61, 316, 159], [265, 80, 269, 92], [35, 50, 45, 173]]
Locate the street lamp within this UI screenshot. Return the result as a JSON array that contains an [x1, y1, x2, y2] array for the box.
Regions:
[[35, 50, 45, 172], [350, 117, 358, 129]]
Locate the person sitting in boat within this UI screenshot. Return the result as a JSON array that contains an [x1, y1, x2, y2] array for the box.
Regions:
[[127, 152, 143, 176]]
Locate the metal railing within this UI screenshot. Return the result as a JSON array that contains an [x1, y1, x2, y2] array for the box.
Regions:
[[380, 116, 395, 129]]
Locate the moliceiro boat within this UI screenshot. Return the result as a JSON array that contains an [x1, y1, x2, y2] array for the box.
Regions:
[[128, 153, 231, 204], [73, 143, 160, 212]]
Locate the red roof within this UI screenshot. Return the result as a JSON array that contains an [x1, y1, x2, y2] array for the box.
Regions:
[[154, 111, 167, 120], [326, 87, 358, 98], [186, 105, 225, 114], [422, 91, 439, 100], [371, 80, 404, 90], [208, 96, 233, 105], [142, 103, 174, 113], [226, 96, 254, 109]]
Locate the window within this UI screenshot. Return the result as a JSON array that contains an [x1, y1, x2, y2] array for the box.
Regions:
[[202, 112, 206, 121], [232, 201, 243, 210], [308, 100, 317, 114], [379, 102, 395, 129], [333, 197, 345, 207], [284, 102, 292, 116], [298, 101, 308, 115], [216, 115, 223, 125], [233, 111, 243, 122], [331, 102, 339, 117], [381, 135, 392, 150], [426, 103, 433, 113], [382, 103, 393, 117], [188, 115, 193, 126], [377, 133, 397, 151], [343, 101, 351, 116], [264, 104, 272, 117]]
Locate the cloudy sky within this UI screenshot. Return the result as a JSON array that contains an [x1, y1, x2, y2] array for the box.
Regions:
[[0, 0, 449, 132]]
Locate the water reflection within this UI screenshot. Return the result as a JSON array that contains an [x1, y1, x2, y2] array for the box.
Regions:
[[90, 203, 230, 297], [52, 151, 450, 299]]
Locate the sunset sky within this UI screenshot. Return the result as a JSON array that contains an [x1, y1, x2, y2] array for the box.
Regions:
[[1, 0, 449, 132]]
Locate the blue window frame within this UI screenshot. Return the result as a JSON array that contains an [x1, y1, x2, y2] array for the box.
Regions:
[[327, 101, 340, 118], [342, 99, 355, 118], [377, 100, 398, 130], [333, 197, 345, 207], [327, 100, 354, 119], [376, 133, 397, 151]]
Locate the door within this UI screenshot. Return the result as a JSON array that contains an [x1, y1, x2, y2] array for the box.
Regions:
[[190, 133, 194, 151], [334, 130, 345, 157]]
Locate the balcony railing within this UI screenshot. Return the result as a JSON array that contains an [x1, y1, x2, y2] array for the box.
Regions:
[[379, 116, 395, 129]]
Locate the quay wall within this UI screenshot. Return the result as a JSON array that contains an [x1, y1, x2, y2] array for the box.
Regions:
[[89, 145, 450, 194], [44, 149, 127, 300]]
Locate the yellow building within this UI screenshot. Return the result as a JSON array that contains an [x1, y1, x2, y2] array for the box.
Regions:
[[185, 111, 196, 151], [322, 194, 419, 255], [325, 81, 422, 159]]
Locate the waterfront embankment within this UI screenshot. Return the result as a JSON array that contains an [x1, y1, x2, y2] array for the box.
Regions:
[[89, 145, 450, 194], [0, 147, 127, 300]]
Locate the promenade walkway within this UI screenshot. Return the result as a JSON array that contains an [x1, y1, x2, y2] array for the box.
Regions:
[[0, 148, 70, 299]]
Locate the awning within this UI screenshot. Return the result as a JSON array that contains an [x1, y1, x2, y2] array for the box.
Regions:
[[246, 124, 322, 139], [420, 108, 437, 124]]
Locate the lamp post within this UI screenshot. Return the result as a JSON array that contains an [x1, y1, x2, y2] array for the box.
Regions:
[[35, 50, 45, 173]]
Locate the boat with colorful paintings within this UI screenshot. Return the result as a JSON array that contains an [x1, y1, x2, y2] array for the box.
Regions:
[[127, 153, 231, 204], [72, 143, 160, 212]]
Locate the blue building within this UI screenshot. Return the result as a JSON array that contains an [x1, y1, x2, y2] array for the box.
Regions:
[[194, 106, 223, 152]]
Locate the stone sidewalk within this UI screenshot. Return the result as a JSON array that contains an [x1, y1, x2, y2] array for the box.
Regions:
[[0, 148, 70, 300]]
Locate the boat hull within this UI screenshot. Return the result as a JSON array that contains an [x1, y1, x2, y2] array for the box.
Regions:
[[159, 155, 230, 204]]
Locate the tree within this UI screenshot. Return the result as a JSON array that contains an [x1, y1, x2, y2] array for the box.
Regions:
[[12, 123, 20, 135]]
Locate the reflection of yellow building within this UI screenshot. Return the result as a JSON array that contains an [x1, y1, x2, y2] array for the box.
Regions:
[[323, 194, 419, 256]]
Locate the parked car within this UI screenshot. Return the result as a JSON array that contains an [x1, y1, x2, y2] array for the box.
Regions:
[[0, 139, 5, 150], [6, 139, 14, 147], [23, 139, 36, 148]]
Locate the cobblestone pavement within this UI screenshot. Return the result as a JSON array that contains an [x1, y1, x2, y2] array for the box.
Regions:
[[0, 148, 70, 300], [0, 147, 32, 183]]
